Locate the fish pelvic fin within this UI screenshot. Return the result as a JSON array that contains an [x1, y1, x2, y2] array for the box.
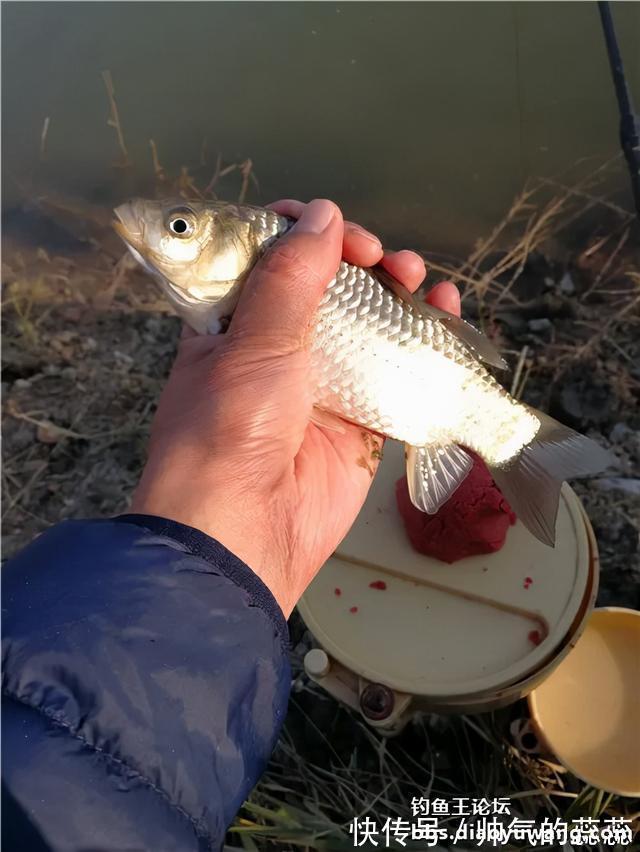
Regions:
[[406, 441, 473, 514], [488, 408, 614, 547]]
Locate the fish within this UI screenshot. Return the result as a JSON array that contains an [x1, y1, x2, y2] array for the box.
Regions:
[[113, 198, 612, 546]]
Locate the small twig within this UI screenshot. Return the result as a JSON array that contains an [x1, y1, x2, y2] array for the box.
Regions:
[[572, 291, 640, 360], [583, 226, 630, 298], [39, 116, 50, 161], [204, 152, 223, 196], [103, 251, 137, 303], [579, 233, 612, 261], [604, 335, 634, 363], [515, 363, 533, 400], [149, 139, 166, 184], [535, 175, 634, 220], [102, 69, 130, 167], [176, 166, 203, 199], [2, 461, 49, 520], [460, 184, 537, 279], [6, 399, 150, 446], [510, 345, 529, 397], [6, 399, 87, 440], [238, 158, 254, 203]]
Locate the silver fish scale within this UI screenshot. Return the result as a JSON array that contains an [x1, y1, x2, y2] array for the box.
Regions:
[[234, 205, 285, 239], [250, 210, 531, 457], [309, 262, 468, 436]]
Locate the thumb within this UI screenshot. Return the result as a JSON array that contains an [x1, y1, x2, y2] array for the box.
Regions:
[[229, 199, 343, 348]]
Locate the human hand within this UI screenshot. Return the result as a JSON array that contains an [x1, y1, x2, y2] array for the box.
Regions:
[[130, 199, 460, 617]]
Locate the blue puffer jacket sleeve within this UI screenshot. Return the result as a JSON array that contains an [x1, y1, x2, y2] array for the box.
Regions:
[[2, 514, 291, 852]]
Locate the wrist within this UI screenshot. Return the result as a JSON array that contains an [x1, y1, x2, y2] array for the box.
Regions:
[[130, 462, 296, 618], [114, 512, 291, 639]]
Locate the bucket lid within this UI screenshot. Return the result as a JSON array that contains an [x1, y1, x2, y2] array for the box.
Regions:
[[298, 440, 592, 698], [529, 607, 640, 797]]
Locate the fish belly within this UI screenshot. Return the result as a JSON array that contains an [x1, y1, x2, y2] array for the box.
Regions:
[[310, 262, 471, 444], [309, 262, 539, 461]]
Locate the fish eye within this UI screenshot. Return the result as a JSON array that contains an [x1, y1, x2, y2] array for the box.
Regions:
[[170, 218, 189, 234], [165, 208, 196, 238]]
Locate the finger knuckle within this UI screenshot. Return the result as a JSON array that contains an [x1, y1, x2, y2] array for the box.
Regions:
[[258, 241, 322, 286]]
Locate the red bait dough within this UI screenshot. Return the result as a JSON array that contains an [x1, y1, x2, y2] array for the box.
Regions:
[[396, 453, 516, 564]]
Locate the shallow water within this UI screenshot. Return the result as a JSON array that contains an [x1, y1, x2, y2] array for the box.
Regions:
[[2, 1, 639, 254]]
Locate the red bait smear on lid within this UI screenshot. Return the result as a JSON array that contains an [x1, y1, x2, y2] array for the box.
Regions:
[[528, 629, 542, 646]]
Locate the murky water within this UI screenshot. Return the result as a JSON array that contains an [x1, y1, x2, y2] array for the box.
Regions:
[[2, 1, 639, 254]]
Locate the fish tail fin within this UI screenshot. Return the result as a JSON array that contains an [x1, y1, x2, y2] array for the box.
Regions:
[[488, 408, 613, 547]]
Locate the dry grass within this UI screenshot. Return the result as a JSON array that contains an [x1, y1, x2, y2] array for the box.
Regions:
[[100, 65, 258, 204], [148, 138, 258, 204], [230, 648, 640, 849], [102, 70, 131, 169], [424, 155, 636, 309], [418, 157, 639, 410]]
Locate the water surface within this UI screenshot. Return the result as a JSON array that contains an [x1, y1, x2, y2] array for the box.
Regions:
[[3, 1, 638, 253]]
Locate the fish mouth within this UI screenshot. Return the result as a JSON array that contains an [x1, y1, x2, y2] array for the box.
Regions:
[[113, 203, 161, 278], [113, 217, 134, 244], [113, 221, 154, 276], [113, 203, 145, 252]]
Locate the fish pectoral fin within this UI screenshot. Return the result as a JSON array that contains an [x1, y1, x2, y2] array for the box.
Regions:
[[372, 265, 507, 371], [406, 442, 473, 514], [310, 407, 347, 434]]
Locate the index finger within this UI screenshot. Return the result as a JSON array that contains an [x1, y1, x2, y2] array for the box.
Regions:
[[268, 199, 427, 292], [268, 199, 382, 267], [425, 281, 461, 317]]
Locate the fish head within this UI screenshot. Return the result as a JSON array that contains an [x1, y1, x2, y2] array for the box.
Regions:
[[113, 198, 265, 333]]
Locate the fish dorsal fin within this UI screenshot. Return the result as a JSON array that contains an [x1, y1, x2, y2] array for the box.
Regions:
[[372, 265, 507, 370], [405, 442, 473, 514], [421, 302, 508, 370]]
